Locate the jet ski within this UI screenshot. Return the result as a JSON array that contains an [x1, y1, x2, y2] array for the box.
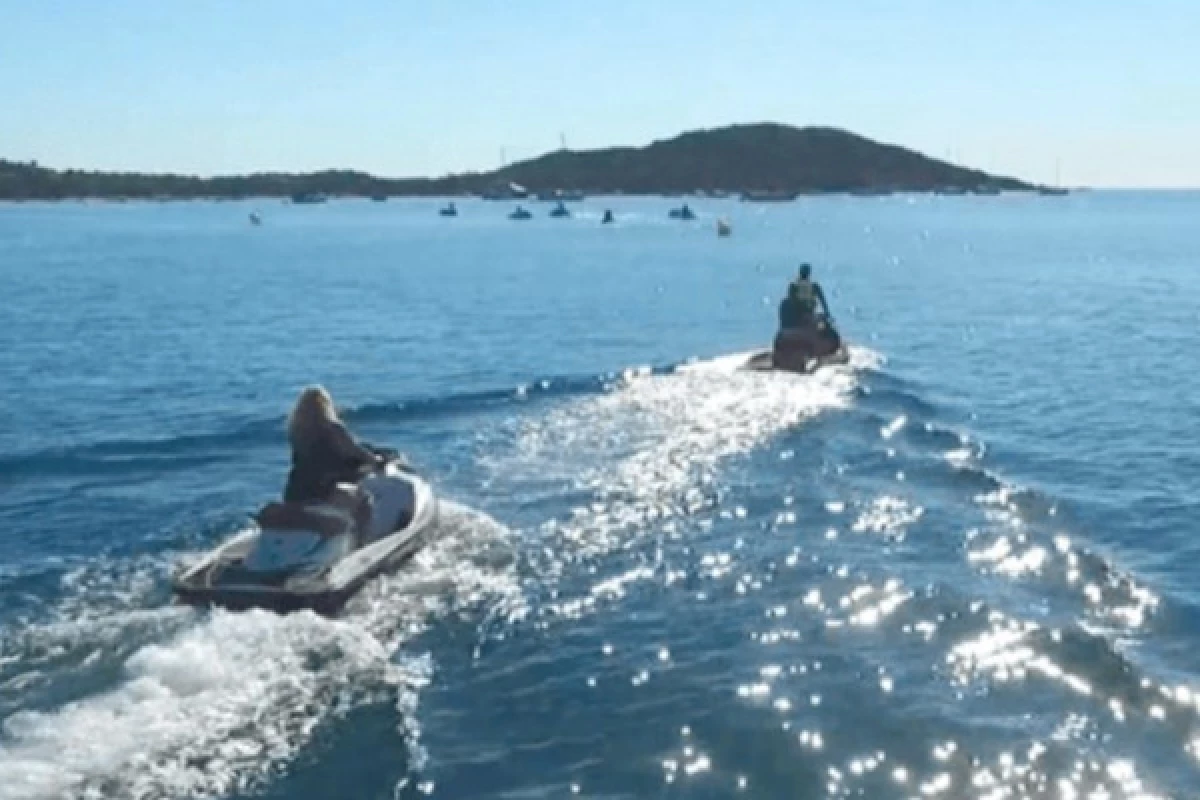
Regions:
[[548, 201, 571, 218], [509, 206, 533, 220], [668, 204, 696, 220], [439, 202, 458, 217], [745, 318, 848, 374], [173, 458, 437, 615]]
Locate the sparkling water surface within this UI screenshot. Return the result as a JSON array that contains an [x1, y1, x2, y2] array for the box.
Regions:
[[1, 193, 1198, 799]]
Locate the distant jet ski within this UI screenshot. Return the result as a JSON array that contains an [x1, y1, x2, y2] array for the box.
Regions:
[[744, 318, 848, 374], [173, 458, 437, 615]]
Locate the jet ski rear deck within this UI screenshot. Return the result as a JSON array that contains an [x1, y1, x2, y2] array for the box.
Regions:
[[744, 319, 849, 374], [743, 346, 849, 373]]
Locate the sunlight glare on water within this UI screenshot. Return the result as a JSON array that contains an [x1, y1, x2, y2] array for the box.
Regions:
[[2, 194, 1199, 798]]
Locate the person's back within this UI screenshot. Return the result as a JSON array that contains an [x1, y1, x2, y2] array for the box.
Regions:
[[779, 281, 818, 331], [778, 285, 805, 330], [778, 264, 829, 331], [284, 386, 381, 505]]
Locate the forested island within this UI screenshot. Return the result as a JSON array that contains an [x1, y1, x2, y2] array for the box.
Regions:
[[0, 123, 1044, 200]]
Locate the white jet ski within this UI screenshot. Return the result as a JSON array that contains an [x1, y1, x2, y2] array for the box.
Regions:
[[173, 459, 437, 615]]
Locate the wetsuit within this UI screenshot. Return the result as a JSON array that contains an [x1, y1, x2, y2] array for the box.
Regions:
[[779, 279, 829, 330]]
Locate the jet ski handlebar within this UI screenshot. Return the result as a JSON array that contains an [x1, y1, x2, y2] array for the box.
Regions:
[[360, 445, 414, 475]]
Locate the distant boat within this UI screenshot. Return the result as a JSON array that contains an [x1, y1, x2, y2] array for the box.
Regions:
[[668, 204, 696, 220], [548, 201, 571, 218], [249, 212, 262, 226], [482, 182, 528, 200], [439, 202, 458, 217], [291, 192, 327, 204], [601, 209, 614, 224], [1039, 158, 1069, 195], [509, 206, 533, 220], [536, 189, 585, 203], [740, 190, 797, 203], [371, 194, 388, 202], [716, 218, 731, 237]]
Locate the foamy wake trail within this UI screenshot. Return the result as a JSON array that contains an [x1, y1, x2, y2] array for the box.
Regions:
[[0, 502, 523, 800], [499, 348, 877, 579], [0, 553, 195, 704]]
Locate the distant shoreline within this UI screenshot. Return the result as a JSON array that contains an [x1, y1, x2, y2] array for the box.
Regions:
[[0, 189, 1084, 205], [2, 122, 1067, 200]]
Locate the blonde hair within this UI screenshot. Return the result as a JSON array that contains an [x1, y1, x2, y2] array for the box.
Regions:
[[288, 385, 339, 445]]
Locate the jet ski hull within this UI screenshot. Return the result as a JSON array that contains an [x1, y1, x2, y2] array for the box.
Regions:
[[743, 346, 848, 374], [173, 463, 437, 615], [744, 323, 848, 374]]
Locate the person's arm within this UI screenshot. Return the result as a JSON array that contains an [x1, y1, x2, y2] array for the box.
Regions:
[[329, 421, 382, 467], [814, 283, 831, 318]]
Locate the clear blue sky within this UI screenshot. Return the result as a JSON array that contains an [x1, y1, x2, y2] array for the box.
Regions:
[[2, 0, 1198, 187]]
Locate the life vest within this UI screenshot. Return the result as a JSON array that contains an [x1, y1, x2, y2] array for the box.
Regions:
[[791, 279, 816, 311]]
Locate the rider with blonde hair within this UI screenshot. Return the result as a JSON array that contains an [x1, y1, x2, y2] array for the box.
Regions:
[[283, 386, 384, 505]]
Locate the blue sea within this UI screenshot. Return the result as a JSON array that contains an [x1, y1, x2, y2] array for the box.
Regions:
[[1, 193, 1198, 799]]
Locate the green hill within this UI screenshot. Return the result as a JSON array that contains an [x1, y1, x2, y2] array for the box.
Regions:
[[491, 124, 1029, 194]]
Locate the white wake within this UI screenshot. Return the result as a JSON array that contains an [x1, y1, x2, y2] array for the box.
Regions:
[[0, 502, 522, 800]]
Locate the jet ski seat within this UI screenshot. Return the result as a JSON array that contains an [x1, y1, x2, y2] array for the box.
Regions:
[[255, 485, 372, 537], [255, 503, 350, 537]]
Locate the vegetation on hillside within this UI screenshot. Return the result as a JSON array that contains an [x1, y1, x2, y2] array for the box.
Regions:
[[0, 123, 1032, 199]]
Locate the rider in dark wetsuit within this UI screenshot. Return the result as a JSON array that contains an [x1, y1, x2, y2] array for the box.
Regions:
[[774, 264, 840, 370], [778, 264, 831, 331]]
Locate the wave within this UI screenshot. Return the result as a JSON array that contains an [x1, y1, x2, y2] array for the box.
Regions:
[[345, 366, 678, 426], [946, 607, 1185, 730], [854, 383, 941, 419], [0, 424, 277, 486], [7, 353, 873, 488], [0, 368, 683, 488], [725, 529, 1177, 796]]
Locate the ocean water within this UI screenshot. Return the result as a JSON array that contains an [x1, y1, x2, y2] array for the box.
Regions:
[[0, 193, 1198, 799]]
